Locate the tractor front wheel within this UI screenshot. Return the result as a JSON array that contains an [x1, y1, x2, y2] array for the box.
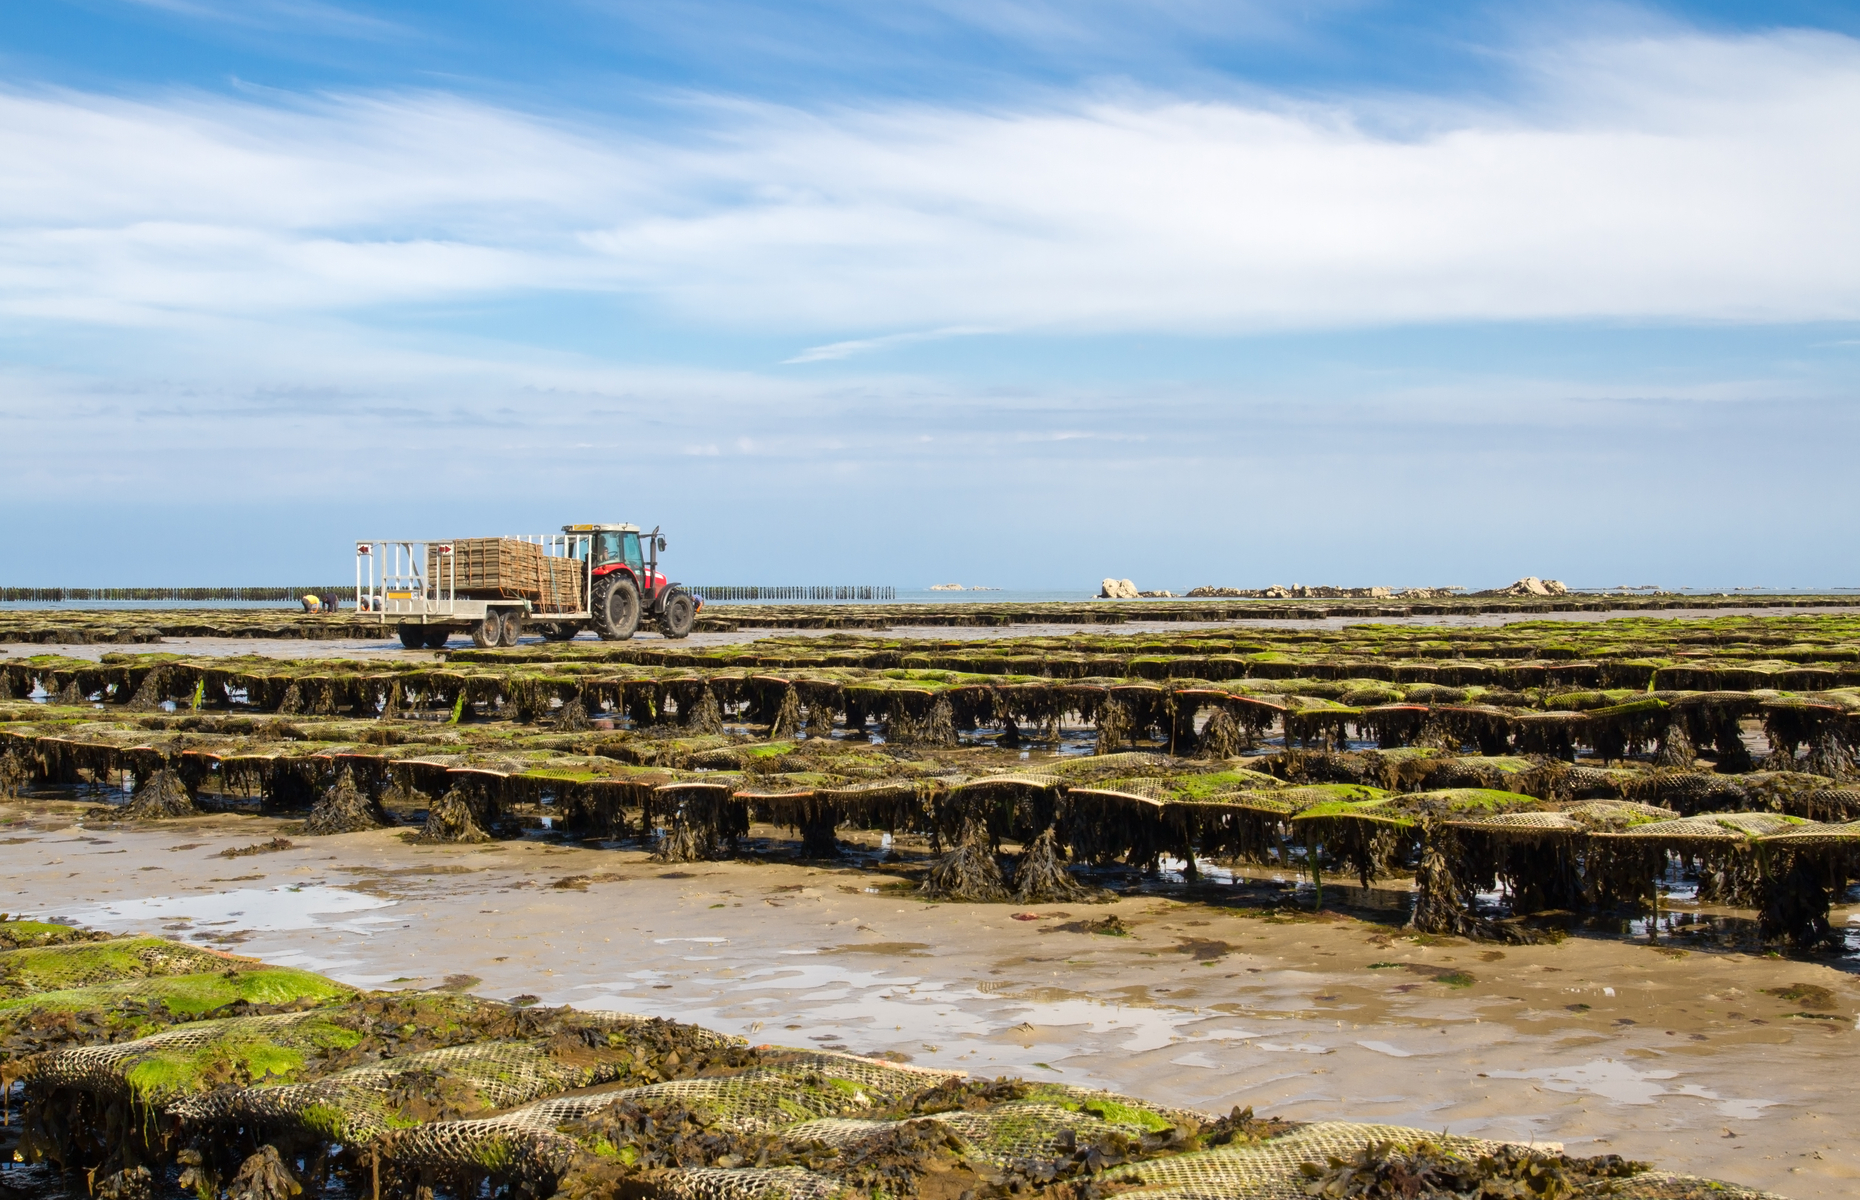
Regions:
[[591, 575, 641, 641], [658, 589, 696, 639], [537, 622, 579, 642]]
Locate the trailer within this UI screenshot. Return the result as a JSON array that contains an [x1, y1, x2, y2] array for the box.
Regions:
[[354, 524, 698, 648]]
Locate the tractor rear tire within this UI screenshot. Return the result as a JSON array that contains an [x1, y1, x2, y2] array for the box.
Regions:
[[396, 625, 424, 650], [658, 589, 696, 639], [470, 612, 502, 648], [591, 576, 640, 641], [538, 622, 578, 642], [498, 610, 523, 647], [422, 627, 452, 649]]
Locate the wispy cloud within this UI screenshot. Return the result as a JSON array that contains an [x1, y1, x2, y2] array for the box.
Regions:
[[1, 27, 1858, 336], [783, 326, 993, 363], [117, 0, 409, 41]]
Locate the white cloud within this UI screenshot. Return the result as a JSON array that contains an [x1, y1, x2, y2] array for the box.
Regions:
[[0, 28, 1857, 339], [783, 326, 994, 362]]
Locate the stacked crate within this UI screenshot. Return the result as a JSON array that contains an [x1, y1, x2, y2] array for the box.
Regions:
[[428, 539, 584, 614]]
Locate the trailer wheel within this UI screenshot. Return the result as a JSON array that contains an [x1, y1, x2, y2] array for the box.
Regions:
[[470, 612, 502, 648], [422, 626, 452, 649], [658, 589, 696, 639], [591, 575, 640, 641], [396, 625, 424, 650], [498, 610, 523, 647]]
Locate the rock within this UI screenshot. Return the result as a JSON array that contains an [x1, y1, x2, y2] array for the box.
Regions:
[[1478, 577, 1571, 598], [1098, 578, 1140, 599], [927, 583, 965, 591]]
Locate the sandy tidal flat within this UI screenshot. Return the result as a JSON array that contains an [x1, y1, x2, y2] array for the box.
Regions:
[[1, 801, 1855, 1199]]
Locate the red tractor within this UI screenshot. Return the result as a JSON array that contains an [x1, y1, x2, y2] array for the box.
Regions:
[[358, 523, 699, 647], [540, 523, 699, 641]]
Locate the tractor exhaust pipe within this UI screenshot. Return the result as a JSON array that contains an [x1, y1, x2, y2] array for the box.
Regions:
[[646, 526, 662, 606]]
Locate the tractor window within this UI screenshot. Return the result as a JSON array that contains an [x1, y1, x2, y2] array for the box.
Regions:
[[622, 533, 644, 572], [595, 533, 623, 566]]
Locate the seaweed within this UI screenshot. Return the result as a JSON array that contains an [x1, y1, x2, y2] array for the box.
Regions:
[[1299, 1138, 1646, 1199], [1759, 849, 1840, 951], [303, 768, 392, 835], [415, 785, 491, 844], [1011, 827, 1094, 904], [225, 1145, 302, 1200], [1195, 707, 1247, 758], [1652, 718, 1696, 770], [556, 696, 592, 732], [684, 688, 724, 735], [1407, 824, 1536, 944], [769, 687, 803, 740], [1095, 701, 1132, 755], [923, 819, 1010, 903], [118, 769, 198, 820]]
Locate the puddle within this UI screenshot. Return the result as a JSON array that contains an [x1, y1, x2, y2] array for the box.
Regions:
[[987, 993, 1208, 1053], [1357, 1040, 1417, 1057], [62, 885, 397, 935], [1483, 1057, 1781, 1117], [1253, 1041, 1331, 1055]]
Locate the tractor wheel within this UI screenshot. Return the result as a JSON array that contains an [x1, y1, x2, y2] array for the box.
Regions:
[[591, 575, 640, 641], [396, 625, 424, 650], [658, 589, 697, 639], [470, 612, 502, 648], [538, 622, 579, 642], [422, 627, 452, 649], [498, 610, 523, 647]]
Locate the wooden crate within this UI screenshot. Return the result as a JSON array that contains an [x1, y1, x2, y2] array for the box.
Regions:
[[537, 556, 584, 615], [429, 539, 583, 612]]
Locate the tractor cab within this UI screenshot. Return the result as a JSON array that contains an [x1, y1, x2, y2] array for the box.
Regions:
[[568, 524, 644, 575], [564, 522, 669, 596]]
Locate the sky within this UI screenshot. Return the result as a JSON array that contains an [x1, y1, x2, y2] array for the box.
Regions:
[[2, 1, 1858, 591]]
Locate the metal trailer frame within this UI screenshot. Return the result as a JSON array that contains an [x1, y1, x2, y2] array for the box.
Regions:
[[353, 534, 597, 630]]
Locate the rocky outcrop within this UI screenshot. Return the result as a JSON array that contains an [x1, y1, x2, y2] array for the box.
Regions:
[[1098, 578, 1140, 599], [1185, 585, 1463, 599], [1475, 577, 1569, 598]]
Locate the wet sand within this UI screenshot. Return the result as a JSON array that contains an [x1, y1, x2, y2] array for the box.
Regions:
[[2, 800, 1855, 1199]]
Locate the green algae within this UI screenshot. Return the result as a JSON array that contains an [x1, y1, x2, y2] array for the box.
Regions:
[[0, 937, 235, 998], [0, 967, 354, 1018], [1022, 1086, 1176, 1133], [0, 919, 110, 951], [121, 1014, 363, 1105]]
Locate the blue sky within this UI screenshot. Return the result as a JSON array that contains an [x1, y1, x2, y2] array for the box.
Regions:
[[3, 1, 1859, 590]]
